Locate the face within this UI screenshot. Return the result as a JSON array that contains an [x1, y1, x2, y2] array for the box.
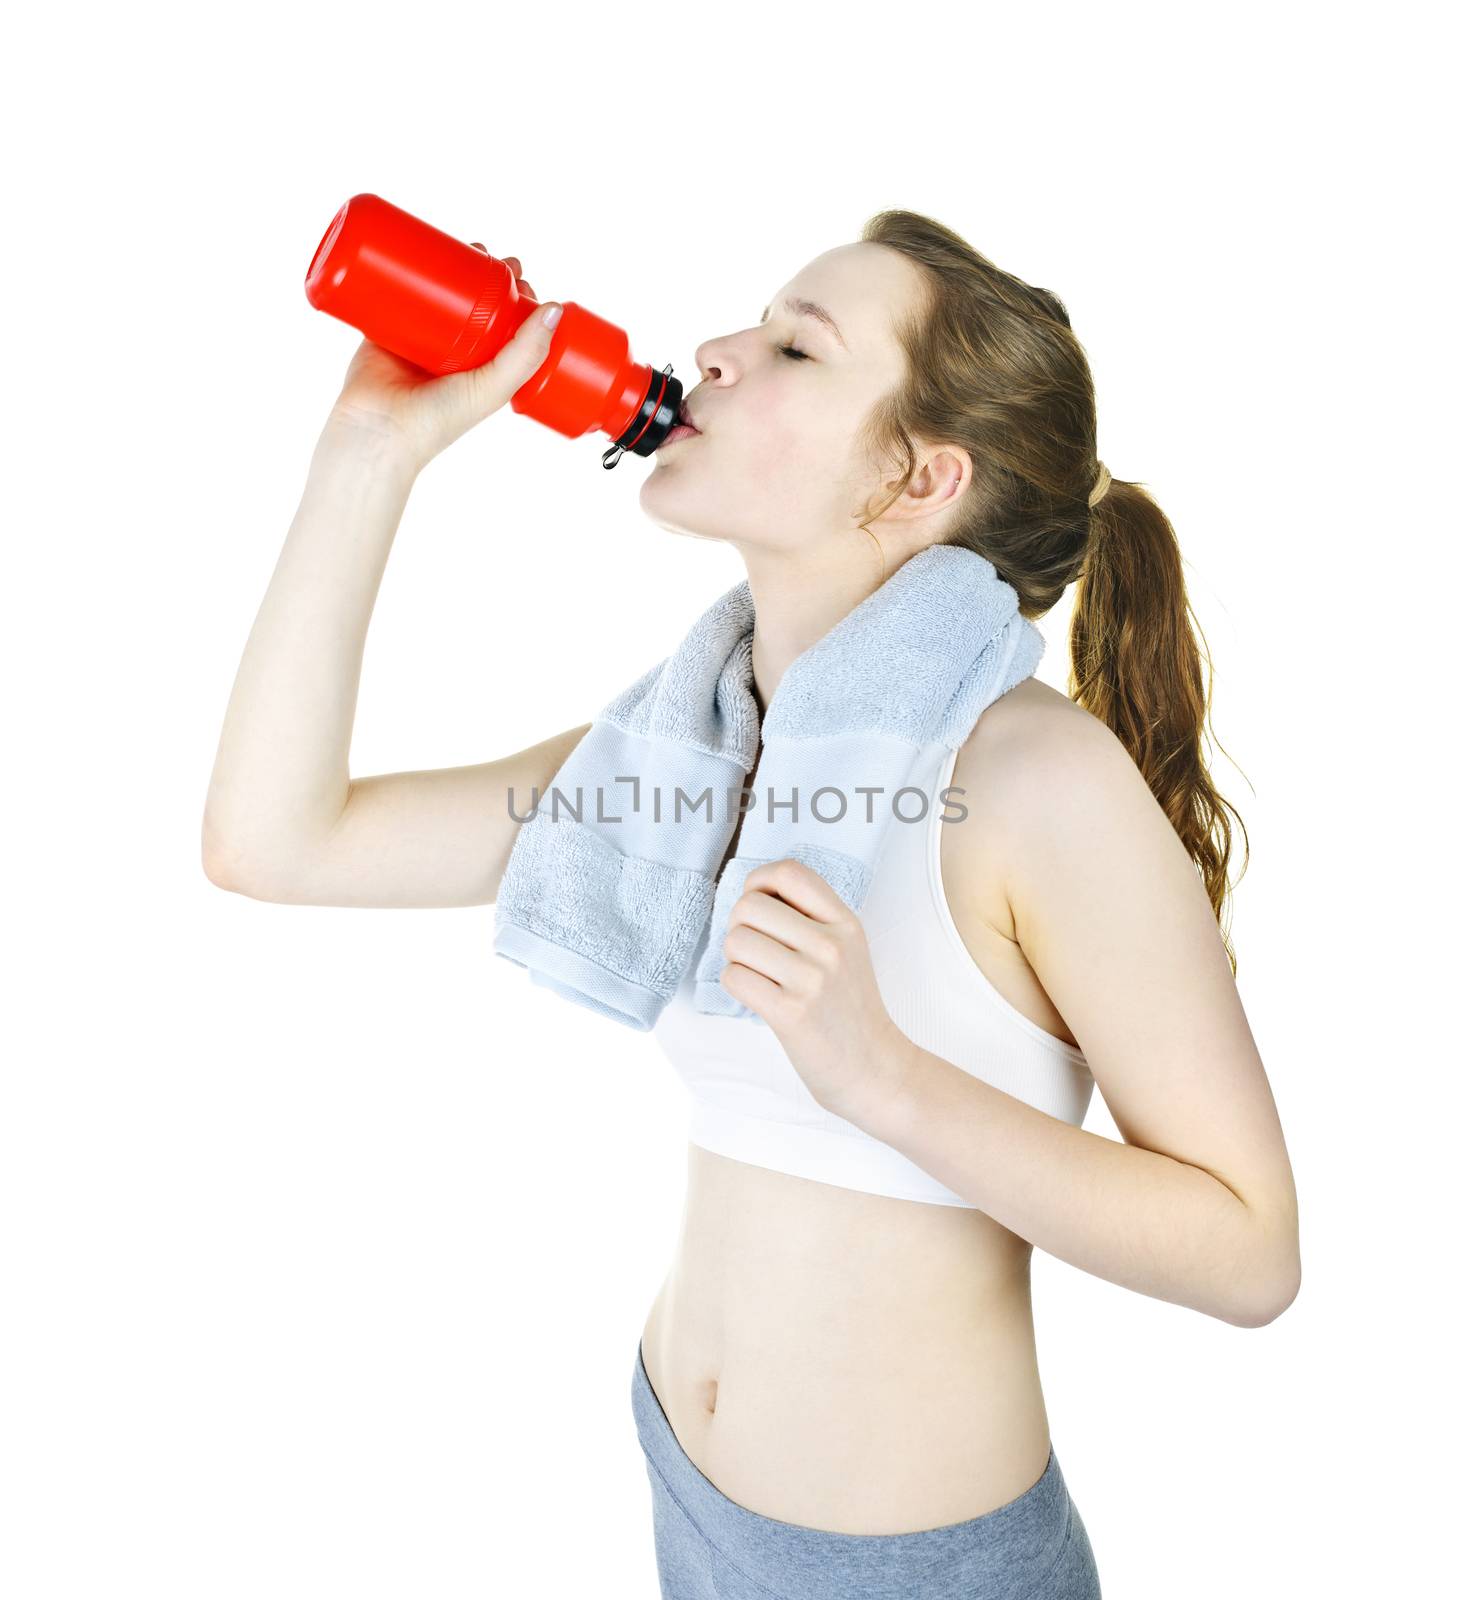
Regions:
[[639, 242, 954, 561]]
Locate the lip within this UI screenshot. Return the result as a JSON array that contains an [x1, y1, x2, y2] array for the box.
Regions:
[[677, 399, 702, 432]]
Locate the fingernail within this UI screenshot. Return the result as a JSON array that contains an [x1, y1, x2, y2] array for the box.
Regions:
[[540, 303, 562, 329]]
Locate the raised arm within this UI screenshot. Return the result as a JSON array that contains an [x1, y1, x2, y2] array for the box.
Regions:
[[201, 256, 578, 908]]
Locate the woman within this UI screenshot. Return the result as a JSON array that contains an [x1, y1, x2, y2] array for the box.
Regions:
[[203, 210, 1300, 1598]]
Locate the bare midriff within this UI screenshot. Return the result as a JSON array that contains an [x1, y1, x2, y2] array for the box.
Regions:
[[639, 1147, 1053, 1536], [641, 678, 1078, 1536]]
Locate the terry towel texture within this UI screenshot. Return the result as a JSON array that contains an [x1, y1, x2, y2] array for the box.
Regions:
[[492, 544, 1044, 1031]]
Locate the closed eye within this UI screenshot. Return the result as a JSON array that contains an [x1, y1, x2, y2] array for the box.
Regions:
[[777, 343, 810, 361]]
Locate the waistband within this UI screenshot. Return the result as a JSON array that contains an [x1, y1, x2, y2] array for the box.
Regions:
[[630, 1340, 1076, 1600]]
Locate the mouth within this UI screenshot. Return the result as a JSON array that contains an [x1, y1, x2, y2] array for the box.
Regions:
[[658, 400, 702, 449]]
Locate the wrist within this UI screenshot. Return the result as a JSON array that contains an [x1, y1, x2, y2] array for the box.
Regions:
[[320, 408, 425, 480], [835, 1022, 924, 1137]]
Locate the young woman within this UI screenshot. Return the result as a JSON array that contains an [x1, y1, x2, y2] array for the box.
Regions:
[[204, 211, 1300, 1599]]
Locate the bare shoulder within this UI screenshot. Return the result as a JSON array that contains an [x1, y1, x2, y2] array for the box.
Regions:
[[966, 674, 1094, 751], [940, 673, 1215, 1060], [954, 674, 1140, 824], [947, 676, 1162, 923]]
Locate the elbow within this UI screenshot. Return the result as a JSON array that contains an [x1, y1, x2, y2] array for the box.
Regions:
[[202, 800, 250, 894], [202, 826, 246, 893], [202, 840, 261, 897], [1221, 1236, 1302, 1330], [202, 830, 325, 904], [1226, 1269, 1300, 1329], [201, 818, 277, 900]]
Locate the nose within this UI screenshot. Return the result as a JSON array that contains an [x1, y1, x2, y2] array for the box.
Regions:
[[692, 320, 760, 403], [694, 328, 740, 385], [688, 347, 724, 408]]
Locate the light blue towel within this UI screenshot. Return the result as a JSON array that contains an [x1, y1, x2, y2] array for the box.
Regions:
[[492, 544, 1044, 1030]]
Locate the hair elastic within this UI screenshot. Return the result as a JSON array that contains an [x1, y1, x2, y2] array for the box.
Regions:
[[1088, 462, 1113, 509]]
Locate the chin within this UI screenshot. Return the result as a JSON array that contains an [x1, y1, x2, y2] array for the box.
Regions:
[[638, 467, 688, 519], [637, 482, 726, 543]]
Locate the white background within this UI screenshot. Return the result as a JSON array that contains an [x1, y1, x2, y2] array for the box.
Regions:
[[4, 2, 1460, 1595]]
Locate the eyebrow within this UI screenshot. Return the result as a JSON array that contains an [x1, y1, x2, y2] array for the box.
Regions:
[[759, 296, 849, 351]]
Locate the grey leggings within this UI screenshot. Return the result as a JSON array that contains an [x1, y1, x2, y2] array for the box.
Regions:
[[631, 1341, 1102, 1599]]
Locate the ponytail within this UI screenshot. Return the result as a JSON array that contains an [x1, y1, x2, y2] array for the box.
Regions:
[[1069, 479, 1250, 972], [852, 206, 1251, 968]]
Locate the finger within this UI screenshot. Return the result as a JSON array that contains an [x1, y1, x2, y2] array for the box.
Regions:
[[724, 925, 803, 986], [730, 890, 807, 950], [470, 241, 487, 253], [720, 960, 780, 1012], [456, 298, 561, 414], [520, 280, 535, 299], [742, 859, 845, 921]]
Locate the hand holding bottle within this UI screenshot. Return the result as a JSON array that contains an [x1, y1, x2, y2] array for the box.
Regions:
[[306, 196, 684, 467], [328, 248, 562, 472]]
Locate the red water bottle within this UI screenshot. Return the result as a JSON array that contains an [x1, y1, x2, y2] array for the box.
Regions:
[[304, 194, 682, 468]]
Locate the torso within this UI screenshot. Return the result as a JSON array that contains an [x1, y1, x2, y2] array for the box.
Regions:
[[640, 677, 1093, 1535]]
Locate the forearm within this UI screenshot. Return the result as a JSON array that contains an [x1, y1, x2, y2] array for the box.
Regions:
[[845, 1034, 1297, 1327], [202, 414, 420, 883]]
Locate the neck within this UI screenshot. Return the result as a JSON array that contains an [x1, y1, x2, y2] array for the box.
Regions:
[[740, 542, 892, 713]]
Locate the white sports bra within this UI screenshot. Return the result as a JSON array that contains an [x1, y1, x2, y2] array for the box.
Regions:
[[650, 739, 1095, 1207]]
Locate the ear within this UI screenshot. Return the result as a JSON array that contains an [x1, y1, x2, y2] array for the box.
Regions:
[[898, 443, 972, 517]]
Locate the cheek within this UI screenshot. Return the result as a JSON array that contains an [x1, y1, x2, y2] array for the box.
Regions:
[[640, 389, 862, 528], [737, 399, 849, 485]]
